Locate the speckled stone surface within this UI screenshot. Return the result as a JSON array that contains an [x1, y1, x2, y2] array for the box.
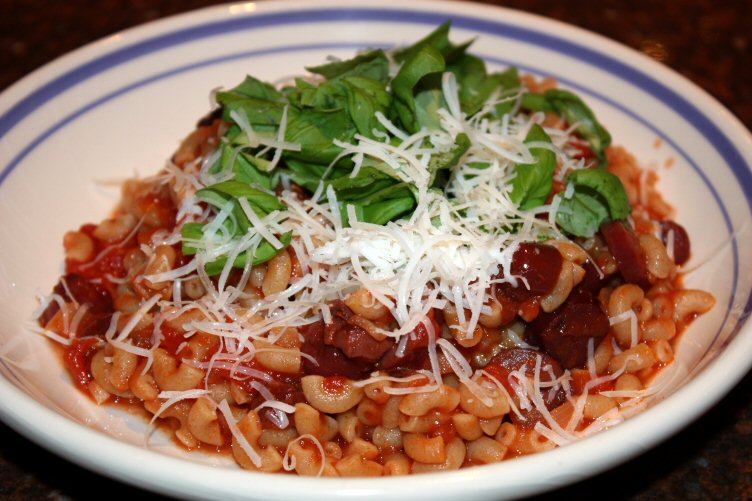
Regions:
[[0, 1, 750, 499]]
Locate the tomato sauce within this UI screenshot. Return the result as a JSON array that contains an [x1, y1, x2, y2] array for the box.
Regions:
[[569, 369, 615, 395], [428, 416, 457, 443], [63, 337, 100, 391], [158, 324, 189, 356], [322, 375, 349, 396]]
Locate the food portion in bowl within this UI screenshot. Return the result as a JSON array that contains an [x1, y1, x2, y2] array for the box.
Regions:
[[31, 23, 715, 476]]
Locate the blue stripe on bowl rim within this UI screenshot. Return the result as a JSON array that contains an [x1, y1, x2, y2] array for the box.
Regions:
[[0, 6, 749, 347]]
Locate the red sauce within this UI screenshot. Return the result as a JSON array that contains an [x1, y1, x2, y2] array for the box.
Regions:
[[137, 227, 160, 246], [518, 298, 540, 322], [158, 324, 189, 356], [570, 369, 615, 395], [63, 338, 100, 391], [569, 139, 595, 163], [632, 216, 655, 235], [376, 445, 402, 464], [493, 293, 520, 326], [66, 224, 139, 296], [428, 417, 457, 443], [482, 363, 508, 389], [322, 375, 348, 396], [137, 192, 177, 229], [297, 436, 323, 463]]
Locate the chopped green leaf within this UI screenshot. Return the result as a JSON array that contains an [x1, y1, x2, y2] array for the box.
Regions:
[[204, 181, 285, 213], [339, 196, 416, 227], [428, 133, 471, 184], [229, 75, 284, 101], [556, 188, 611, 237], [181, 222, 207, 256], [215, 93, 284, 131], [393, 21, 472, 65], [566, 168, 630, 220], [391, 44, 446, 133], [306, 50, 389, 82], [361, 197, 416, 225], [520, 92, 554, 112], [284, 107, 355, 164], [556, 168, 630, 237], [210, 143, 274, 189], [202, 231, 293, 276], [510, 125, 556, 210], [520, 89, 611, 164], [545, 89, 611, 164]]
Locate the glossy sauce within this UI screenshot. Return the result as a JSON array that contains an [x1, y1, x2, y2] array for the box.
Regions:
[[63, 337, 100, 390], [322, 375, 349, 396]]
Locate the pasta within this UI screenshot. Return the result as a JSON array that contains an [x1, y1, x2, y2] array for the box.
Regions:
[[33, 23, 715, 476]]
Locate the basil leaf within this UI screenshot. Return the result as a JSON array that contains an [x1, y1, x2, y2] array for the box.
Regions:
[[306, 49, 389, 83], [181, 222, 207, 256], [284, 107, 355, 164], [228, 75, 284, 101], [520, 92, 554, 112], [215, 93, 284, 130], [556, 168, 631, 237], [195, 187, 232, 210], [446, 59, 521, 118], [556, 189, 611, 237], [413, 84, 445, 131], [393, 21, 472, 64], [391, 44, 446, 133], [428, 133, 471, 186], [493, 67, 522, 117], [339, 196, 416, 226], [282, 159, 333, 193], [497, 67, 520, 90], [341, 77, 391, 137], [447, 54, 499, 116], [205, 181, 285, 213], [567, 168, 630, 220], [202, 231, 293, 276], [195, 187, 251, 233], [328, 169, 397, 199], [282, 159, 329, 192], [545, 89, 611, 164], [180, 219, 237, 257], [361, 197, 416, 225], [393, 21, 452, 63], [209, 143, 274, 189], [510, 125, 556, 210], [353, 182, 414, 206]]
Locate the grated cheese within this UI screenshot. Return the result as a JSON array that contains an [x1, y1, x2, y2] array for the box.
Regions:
[[147, 389, 210, 444], [218, 399, 263, 468], [282, 434, 326, 477], [609, 309, 639, 348]]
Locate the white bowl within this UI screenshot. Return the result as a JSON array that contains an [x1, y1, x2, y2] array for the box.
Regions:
[[0, 1, 751, 499]]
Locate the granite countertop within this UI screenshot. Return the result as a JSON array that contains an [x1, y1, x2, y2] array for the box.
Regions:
[[1, 0, 750, 499]]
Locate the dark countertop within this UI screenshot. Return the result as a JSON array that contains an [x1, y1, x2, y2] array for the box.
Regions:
[[1, 1, 750, 499]]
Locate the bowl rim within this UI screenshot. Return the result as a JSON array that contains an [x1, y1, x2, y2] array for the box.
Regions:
[[1, 1, 751, 499]]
